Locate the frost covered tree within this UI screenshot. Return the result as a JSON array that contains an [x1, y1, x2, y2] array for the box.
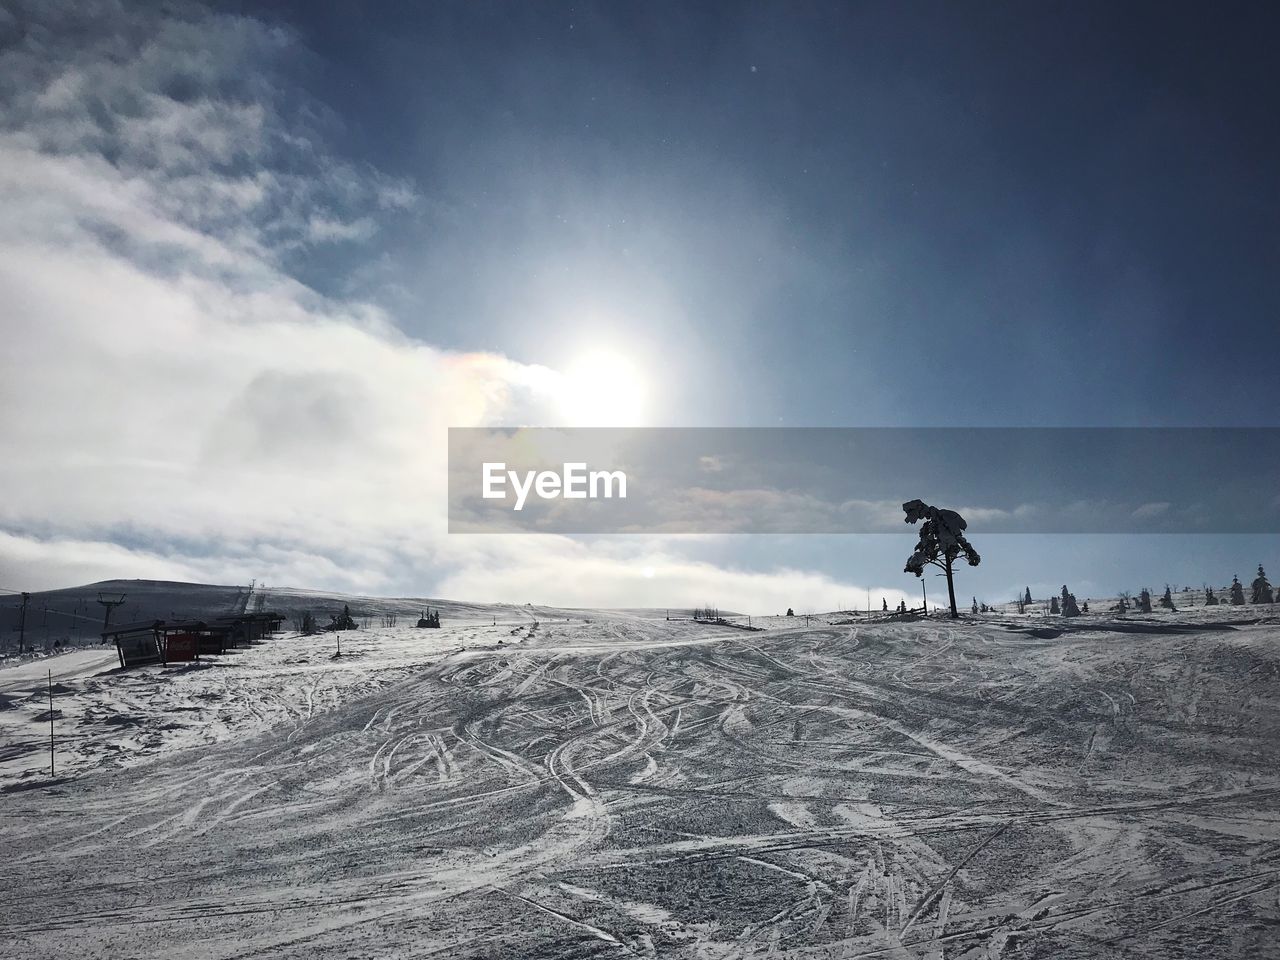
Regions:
[[1050, 596, 1060, 614], [1230, 575, 1246, 605], [1204, 586, 1218, 606], [1138, 589, 1153, 614], [1024, 587, 1032, 605], [1251, 565, 1274, 604], [902, 500, 981, 619], [1061, 586, 1080, 617], [1159, 585, 1176, 611], [327, 604, 357, 631], [971, 597, 979, 614]]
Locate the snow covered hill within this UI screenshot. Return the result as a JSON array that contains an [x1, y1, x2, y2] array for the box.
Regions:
[[0, 579, 701, 661], [2, 610, 1279, 957]]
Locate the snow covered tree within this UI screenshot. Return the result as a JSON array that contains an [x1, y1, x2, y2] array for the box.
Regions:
[[786, 608, 794, 617], [1204, 586, 1219, 606], [971, 597, 979, 614], [1024, 587, 1032, 605], [1251, 565, 1274, 604], [1138, 589, 1153, 614], [1115, 594, 1129, 613], [1230, 575, 1246, 605], [326, 604, 357, 631], [902, 500, 981, 619], [1159, 585, 1176, 611], [1082, 600, 1089, 613], [1061, 586, 1080, 617], [1050, 596, 1060, 614]]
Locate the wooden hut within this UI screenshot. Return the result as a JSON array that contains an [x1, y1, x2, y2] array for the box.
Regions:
[[213, 612, 283, 647], [102, 620, 164, 668]]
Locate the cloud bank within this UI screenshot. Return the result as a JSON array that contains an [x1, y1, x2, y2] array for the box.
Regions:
[[0, 1, 895, 613]]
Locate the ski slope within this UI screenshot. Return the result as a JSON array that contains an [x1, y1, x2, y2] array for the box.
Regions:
[[2, 612, 1279, 958]]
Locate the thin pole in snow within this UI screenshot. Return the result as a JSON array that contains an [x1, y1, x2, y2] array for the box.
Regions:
[[48, 669, 55, 776], [18, 592, 30, 654]]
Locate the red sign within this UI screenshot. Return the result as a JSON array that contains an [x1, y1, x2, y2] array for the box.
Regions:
[[165, 633, 198, 663]]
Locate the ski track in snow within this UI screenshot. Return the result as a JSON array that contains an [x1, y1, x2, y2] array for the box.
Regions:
[[2, 609, 1280, 958]]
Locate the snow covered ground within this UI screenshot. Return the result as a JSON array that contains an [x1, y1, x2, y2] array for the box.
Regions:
[[2, 602, 1279, 958]]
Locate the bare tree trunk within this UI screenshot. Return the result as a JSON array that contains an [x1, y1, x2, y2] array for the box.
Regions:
[[945, 557, 958, 618]]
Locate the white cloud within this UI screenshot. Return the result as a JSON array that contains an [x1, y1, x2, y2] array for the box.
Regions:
[[0, 1, 884, 612], [433, 537, 912, 613]]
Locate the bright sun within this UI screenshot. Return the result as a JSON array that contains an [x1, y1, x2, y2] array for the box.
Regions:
[[560, 348, 648, 427]]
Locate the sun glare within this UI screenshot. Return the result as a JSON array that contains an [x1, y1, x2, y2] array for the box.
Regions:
[[560, 348, 648, 427]]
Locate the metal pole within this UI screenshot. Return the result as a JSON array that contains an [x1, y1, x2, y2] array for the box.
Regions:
[[97, 594, 126, 637], [19, 592, 30, 654], [921, 579, 927, 616], [48, 669, 55, 776]]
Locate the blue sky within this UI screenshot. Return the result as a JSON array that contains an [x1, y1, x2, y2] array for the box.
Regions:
[[1, 1, 1276, 611], [246, 1, 1280, 427]]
